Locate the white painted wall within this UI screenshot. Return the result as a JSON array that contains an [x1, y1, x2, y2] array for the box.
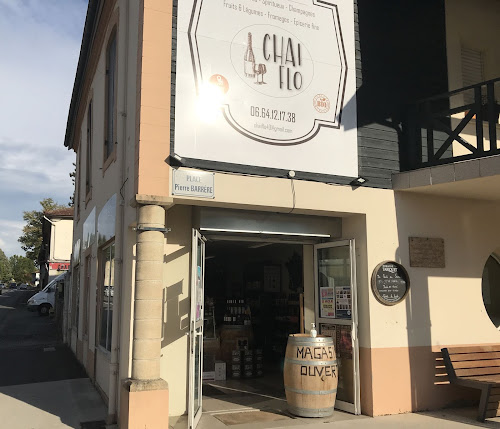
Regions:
[[50, 218, 73, 262]]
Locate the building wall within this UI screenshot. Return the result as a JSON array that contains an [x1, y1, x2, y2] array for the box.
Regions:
[[69, 0, 141, 416], [49, 218, 73, 262], [161, 205, 192, 416], [66, 0, 500, 422], [159, 170, 500, 416], [135, 0, 173, 197], [446, 0, 500, 92], [445, 0, 500, 158]]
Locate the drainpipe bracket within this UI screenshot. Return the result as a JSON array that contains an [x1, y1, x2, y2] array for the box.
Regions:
[[134, 225, 171, 233]]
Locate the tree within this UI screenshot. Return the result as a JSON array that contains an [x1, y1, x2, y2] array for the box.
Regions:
[[0, 248, 12, 282], [18, 198, 67, 264], [9, 255, 36, 283]]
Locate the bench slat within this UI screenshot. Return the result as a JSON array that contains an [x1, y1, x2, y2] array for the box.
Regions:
[[453, 359, 500, 369], [485, 409, 500, 419], [489, 394, 500, 402], [463, 374, 500, 383], [457, 367, 500, 377], [487, 403, 500, 411], [491, 387, 500, 396], [447, 346, 500, 354], [450, 352, 500, 362]]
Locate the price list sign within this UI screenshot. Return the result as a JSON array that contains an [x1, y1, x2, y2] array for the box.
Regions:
[[371, 261, 410, 306]]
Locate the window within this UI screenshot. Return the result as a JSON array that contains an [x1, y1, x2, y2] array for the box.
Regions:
[[104, 32, 117, 162], [86, 101, 93, 197], [99, 242, 115, 351], [83, 256, 91, 338], [72, 265, 80, 329], [482, 254, 500, 328], [76, 139, 82, 216]]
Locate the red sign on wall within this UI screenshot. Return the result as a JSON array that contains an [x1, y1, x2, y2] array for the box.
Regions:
[[49, 262, 70, 271]]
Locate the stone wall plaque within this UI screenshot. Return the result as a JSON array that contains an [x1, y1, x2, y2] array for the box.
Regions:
[[409, 237, 445, 268], [371, 261, 410, 306]]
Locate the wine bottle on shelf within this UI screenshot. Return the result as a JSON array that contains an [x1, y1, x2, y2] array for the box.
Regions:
[[244, 32, 256, 78]]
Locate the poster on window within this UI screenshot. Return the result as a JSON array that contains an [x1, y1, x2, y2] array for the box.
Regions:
[[339, 325, 352, 359], [335, 286, 352, 319], [174, 0, 358, 178], [196, 265, 203, 321], [320, 286, 335, 318]]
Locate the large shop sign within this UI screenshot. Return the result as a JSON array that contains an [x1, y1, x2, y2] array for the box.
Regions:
[[174, 0, 358, 177]]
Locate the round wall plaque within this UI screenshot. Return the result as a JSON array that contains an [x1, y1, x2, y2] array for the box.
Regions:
[[371, 261, 410, 306]]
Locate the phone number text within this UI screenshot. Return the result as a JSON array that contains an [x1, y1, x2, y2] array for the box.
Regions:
[[250, 107, 296, 123]]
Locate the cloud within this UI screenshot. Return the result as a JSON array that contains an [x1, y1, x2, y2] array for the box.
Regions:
[[0, 0, 86, 258], [0, 219, 25, 257]]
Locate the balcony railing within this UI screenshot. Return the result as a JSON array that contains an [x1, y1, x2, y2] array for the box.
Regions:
[[402, 78, 500, 171]]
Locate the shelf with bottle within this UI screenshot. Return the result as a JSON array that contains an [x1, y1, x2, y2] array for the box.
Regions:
[[204, 297, 216, 338], [223, 298, 252, 326]]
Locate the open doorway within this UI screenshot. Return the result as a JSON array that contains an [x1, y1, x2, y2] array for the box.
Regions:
[[201, 239, 304, 415], [187, 229, 360, 428]]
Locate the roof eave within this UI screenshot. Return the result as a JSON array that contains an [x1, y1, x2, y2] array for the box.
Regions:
[[63, 0, 100, 151]]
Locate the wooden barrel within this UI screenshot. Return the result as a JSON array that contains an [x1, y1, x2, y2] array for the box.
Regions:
[[283, 334, 337, 417]]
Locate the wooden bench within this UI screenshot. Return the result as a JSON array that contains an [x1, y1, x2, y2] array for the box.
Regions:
[[442, 346, 500, 421]]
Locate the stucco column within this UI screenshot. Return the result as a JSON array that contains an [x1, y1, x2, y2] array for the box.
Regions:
[[121, 202, 169, 429], [132, 204, 165, 379]]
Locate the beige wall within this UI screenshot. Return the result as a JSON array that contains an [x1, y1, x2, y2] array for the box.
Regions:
[[161, 205, 192, 416], [161, 170, 500, 415], [49, 218, 73, 261], [452, 119, 500, 157], [443, 0, 500, 158], [70, 0, 142, 419], [445, 0, 500, 92], [135, 0, 173, 197]]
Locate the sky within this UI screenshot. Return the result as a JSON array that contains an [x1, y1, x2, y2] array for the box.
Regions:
[[0, 0, 87, 257]]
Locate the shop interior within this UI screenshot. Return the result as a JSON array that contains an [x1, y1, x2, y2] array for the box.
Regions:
[[201, 239, 304, 402]]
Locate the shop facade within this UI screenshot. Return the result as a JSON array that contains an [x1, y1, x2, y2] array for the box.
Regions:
[[63, 0, 500, 427]]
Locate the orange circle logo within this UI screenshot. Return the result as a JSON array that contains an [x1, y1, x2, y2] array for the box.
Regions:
[[209, 74, 229, 94], [313, 94, 330, 113]]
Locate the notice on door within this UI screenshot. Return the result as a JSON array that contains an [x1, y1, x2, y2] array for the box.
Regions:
[[320, 287, 335, 318], [335, 286, 352, 319]]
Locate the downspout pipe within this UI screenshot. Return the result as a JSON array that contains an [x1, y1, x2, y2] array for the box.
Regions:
[[107, 0, 130, 422]]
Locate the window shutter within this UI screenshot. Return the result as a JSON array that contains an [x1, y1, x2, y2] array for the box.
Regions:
[[461, 46, 485, 104]]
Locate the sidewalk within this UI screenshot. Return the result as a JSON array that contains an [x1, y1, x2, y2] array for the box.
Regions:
[[171, 407, 500, 429], [0, 378, 107, 429]]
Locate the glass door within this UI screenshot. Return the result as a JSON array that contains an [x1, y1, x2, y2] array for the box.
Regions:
[[188, 229, 206, 429], [314, 240, 360, 415]]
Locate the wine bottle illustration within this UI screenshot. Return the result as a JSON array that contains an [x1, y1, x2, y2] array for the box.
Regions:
[[244, 32, 256, 78]]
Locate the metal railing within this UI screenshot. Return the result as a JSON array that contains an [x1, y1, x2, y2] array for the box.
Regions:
[[403, 77, 500, 170]]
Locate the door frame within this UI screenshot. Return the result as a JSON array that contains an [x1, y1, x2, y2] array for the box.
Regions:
[[314, 239, 361, 415], [188, 229, 206, 429]]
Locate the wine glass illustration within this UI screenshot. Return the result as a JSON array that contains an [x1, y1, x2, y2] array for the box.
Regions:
[[254, 63, 267, 85]]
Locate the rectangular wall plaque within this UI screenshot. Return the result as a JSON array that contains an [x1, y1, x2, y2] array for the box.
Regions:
[[409, 237, 445, 268], [172, 168, 215, 198]]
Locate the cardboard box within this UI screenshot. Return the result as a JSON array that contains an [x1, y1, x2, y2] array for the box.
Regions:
[[202, 371, 215, 381], [215, 361, 226, 381]]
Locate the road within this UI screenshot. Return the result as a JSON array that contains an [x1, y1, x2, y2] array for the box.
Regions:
[[0, 289, 107, 429], [0, 288, 86, 386]]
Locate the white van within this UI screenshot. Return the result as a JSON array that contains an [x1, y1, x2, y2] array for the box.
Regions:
[[27, 273, 65, 315]]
